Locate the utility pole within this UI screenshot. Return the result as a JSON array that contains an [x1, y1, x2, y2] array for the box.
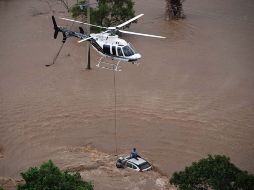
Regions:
[[86, 0, 91, 70]]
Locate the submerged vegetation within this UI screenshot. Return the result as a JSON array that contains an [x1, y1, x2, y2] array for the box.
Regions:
[[170, 155, 254, 190], [165, 0, 185, 20], [70, 0, 136, 31], [17, 160, 93, 190], [60, 0, 185, 28]]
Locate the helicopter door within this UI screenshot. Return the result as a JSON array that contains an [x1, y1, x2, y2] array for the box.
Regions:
[[112, 46, 116, 56], [117, 47, 123, 57], [103, 45, 110, 55]]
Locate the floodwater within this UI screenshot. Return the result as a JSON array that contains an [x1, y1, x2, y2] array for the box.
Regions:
[[0, 0, 254, 189]]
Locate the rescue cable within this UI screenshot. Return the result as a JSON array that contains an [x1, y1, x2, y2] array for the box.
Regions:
[[113, 65, 118, 156]]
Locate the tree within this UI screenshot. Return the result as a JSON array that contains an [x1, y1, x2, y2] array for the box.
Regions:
[[70, 0, 136, 30], [70, 0, 87, 20], [18, 160, 93, 190], [170, 155, 254, 190], [165, 0, 185, 20], [58, 0, 70, 11]]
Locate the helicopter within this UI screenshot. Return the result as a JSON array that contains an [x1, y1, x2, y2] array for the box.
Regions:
[[51, 14, 166, 71]]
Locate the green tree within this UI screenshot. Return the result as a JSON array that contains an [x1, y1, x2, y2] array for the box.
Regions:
[[170, 155, 254, 190], [70, 0, 87, 19], [71, 0, 136, 30], [18, 160, 93, 190]]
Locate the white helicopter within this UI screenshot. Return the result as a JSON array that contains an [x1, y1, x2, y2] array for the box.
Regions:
[[51, 14, 166, 71]]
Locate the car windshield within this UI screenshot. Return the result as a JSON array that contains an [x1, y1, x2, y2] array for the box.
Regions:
[[123, 45, 134, 57], [138, 162, 151, 170]]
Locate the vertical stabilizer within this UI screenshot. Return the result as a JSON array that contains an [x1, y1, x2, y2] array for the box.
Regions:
[[52, 16, 59, 39]]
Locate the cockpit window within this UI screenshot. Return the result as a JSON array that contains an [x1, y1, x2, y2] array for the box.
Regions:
[[112, 46, 116, 55], [103, 45, 110, 55], [117, 47, 123, 56], [123, 46, 134, 57]]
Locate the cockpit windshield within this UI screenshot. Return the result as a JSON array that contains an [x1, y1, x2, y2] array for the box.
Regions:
[[129, 43, 136, 52], [123, 45, 135, 57]]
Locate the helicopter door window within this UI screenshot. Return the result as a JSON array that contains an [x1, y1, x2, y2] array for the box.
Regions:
[[123, 46, 134, 57], [103, 45, 110, 55], [112, 46, 116, 56], [117, 47, 123, 56]]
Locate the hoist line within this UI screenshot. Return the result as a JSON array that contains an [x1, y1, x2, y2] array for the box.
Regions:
[[113, 66, 118, 156]]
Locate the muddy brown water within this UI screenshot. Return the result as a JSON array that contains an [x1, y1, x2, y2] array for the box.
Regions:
[[0, 0, 254, 189]]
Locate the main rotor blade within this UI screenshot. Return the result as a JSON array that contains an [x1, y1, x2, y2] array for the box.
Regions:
[[119, 30, 166, 39], [59, 17, 107, 29], [78, 36, 93, 43], [116, 14, 144, 28], [78, 30, 109, 43]]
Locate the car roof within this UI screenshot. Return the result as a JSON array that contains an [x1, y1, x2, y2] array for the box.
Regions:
[[128, 157, 147, 165]]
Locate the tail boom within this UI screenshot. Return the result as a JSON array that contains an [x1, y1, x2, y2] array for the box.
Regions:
[[51, 16, 90, 43]]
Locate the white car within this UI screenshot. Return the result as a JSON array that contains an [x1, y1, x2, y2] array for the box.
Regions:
[[116, 156, 152, 172]]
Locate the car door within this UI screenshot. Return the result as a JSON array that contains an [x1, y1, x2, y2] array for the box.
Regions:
[[126, 162, 139, 171], [132, 164, 139, 171]]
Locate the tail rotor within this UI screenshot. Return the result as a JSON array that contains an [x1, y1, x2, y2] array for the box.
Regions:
[[47, 16, 66, 67]]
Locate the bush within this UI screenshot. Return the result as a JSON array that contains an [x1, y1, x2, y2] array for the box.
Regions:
[[17, 160, 93, 190], [170, 155, 254, 190]]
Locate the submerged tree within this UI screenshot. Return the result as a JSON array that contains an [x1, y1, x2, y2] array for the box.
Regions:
[[165, 0, 185, 20], [170, 155, 254, 190]]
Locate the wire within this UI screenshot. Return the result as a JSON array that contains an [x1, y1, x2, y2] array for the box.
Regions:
[[53, 42, 65, 64], [46, 22, 74, 67], [47, 42, 65, 67]]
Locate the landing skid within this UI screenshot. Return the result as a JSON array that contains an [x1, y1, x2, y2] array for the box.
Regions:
[[96, 57, 122, 71]]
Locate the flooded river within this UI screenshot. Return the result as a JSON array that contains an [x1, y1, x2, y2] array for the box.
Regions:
[[0, 0, 254, 189]]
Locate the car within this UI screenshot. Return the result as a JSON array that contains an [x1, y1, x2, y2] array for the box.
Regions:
[[116, 156, 152, 172]]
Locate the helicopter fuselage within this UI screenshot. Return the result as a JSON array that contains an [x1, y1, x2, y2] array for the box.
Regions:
[[90, 33, 141, 63]]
